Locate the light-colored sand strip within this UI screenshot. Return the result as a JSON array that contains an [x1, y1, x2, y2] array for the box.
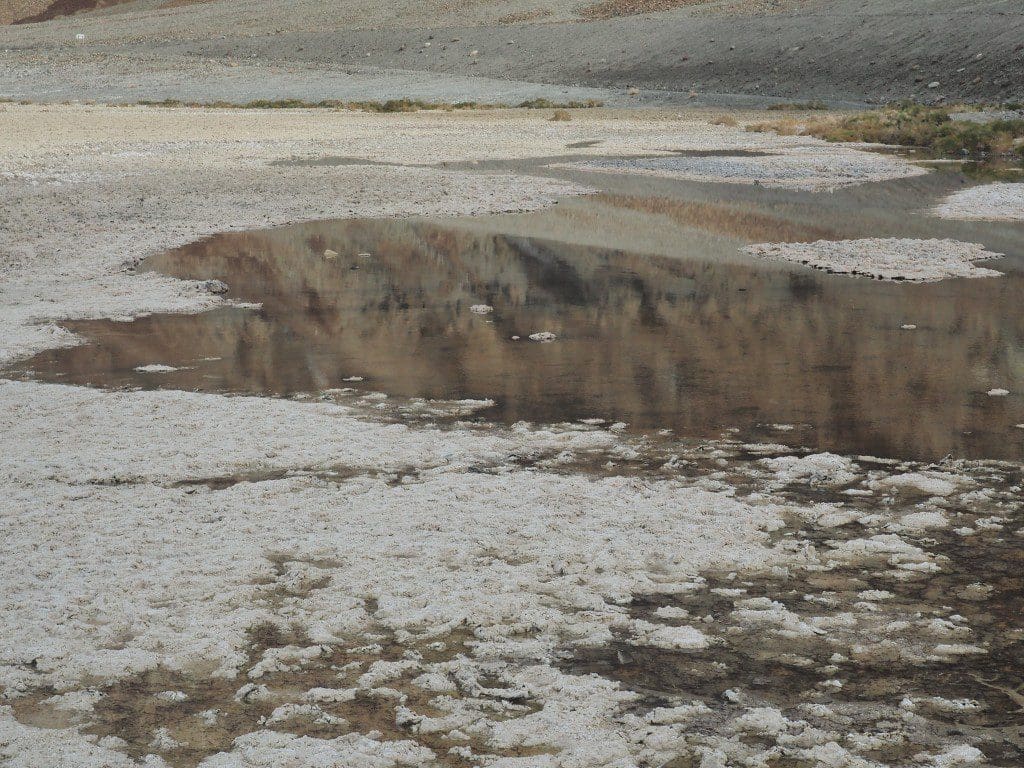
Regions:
[[742, 238, 1004, 281], [933, 182, 1024, 222]]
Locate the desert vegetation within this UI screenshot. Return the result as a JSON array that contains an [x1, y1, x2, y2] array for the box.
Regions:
[[749, 102, 1024, 159]]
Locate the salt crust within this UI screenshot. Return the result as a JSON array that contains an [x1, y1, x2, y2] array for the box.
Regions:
[[0, 380, 780, 691], [0, 106, 998, 768], [933, 182, 1024, 222], [870, 471, 965, 497], [759, 452, 859, 488], [556, 143, 929, 191], [743, 238, 1004, 282]]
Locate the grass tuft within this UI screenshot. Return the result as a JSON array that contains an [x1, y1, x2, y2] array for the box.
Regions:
[[766, 100, 829, 111], [518, 98, 603, 109], [748, 102, 1024, 159], [137, 98, 511, 112]]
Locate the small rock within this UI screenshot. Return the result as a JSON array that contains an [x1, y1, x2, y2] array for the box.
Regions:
[[927, 81, 940, 89], [201, 279, 229, 294], [901, 324, 917, 330], [323, 249, 338, 260], [987, 388, 1010, 397], [528, 331, 557, 342], [469, 304, 493, 314]]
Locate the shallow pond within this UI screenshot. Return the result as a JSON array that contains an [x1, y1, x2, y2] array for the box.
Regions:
[[11, 173, 1024, 461]]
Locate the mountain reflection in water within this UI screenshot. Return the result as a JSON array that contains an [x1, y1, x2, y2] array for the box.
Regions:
[[15, 215, 1024, 461]]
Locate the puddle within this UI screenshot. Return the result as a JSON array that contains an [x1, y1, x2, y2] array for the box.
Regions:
[[10, 188, 1024, 461]]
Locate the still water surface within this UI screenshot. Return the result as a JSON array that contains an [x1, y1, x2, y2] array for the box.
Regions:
[[12, 191, 1024, 461]]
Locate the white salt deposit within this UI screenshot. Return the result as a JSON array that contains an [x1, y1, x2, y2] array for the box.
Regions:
[[133, 364, 179, 373], [760, 453, 859, 488], [870, 471, 964, 497], [630, 620, 711, 651], [558, 144, 929, 191], [0, 105, 1010, 768], [933, 182, 1024, 222], [743, 238, 1004, 282]]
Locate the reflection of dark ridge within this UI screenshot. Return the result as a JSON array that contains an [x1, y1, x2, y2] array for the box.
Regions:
[[508, 236, 590, 307]]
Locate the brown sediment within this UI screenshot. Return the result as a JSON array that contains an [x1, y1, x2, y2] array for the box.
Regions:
[[8, 617, 549, 768], [596, 193, 840, 242], [578, 0, 713, 21]]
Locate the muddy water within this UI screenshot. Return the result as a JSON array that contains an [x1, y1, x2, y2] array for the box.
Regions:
[[11, 182, 1024, 461]]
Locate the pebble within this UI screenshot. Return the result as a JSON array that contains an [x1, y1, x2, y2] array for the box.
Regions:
[[200, 279, 229, 294]]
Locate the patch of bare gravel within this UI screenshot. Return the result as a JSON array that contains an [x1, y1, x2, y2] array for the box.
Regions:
[[742, 238, 1005, 281]]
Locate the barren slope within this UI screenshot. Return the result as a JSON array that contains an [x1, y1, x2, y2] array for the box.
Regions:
[[1, 0, 1020, 104]]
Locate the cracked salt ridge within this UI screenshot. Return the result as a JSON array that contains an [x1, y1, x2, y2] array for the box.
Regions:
[[934, 183, 1024, 222], [553, 143, 930, 191], [743, 238, 1005, 282]]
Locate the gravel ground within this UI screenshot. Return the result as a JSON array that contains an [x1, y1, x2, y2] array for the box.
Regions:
[[1, 0, 1021, 106]]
